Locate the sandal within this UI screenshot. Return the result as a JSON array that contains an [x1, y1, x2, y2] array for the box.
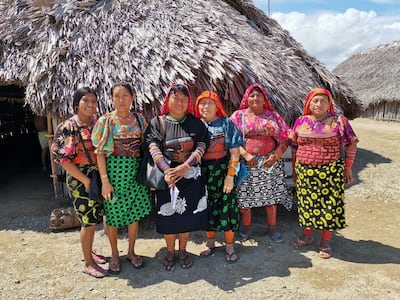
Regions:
[[83, 265, 107, 278], [108, 257, 121, 274], [127, 256, 144, 269], [292, 236, 313, 249], [162, 256, 176, 272], [239, 232, 250, 242], [270, 232, 284, 243], [200, 247, 215, 257], [318, 246, 332, 259], [178, 249, 193, 269], [225, 251, 238, 263], [92, 252, 107, 264]]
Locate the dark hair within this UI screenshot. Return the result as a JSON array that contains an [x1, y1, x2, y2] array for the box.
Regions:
[[250, 86, 263, 95], [168, 84, 190, 98], [72, 87, 97, 112], [111, 83, 135, 96]]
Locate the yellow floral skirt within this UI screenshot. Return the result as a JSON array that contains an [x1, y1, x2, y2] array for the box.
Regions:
[[295, 159, 346, 230], [66, 164, 104, 227]]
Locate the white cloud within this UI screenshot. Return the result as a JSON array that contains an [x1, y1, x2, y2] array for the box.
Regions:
[[369, 0, 397, 4], [271, 8, 400, 70]]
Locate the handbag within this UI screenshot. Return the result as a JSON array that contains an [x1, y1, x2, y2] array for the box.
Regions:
[[79, 134, 103, 203], [49, 207, 81, 231], [235, 111, 249, 186], [136, 116, 168, 190], [235, 161, 249, 186]]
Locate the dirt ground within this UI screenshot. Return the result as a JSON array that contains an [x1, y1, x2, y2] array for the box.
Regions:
[[0, 118, 399, 300]]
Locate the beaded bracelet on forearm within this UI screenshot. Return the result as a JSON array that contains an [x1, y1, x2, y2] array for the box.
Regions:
[[345, 150, 356, 168], [345, 158, 354, 168], [227, 167, 236, 176]]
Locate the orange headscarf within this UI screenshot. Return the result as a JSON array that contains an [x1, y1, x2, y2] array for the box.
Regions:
[[160, 84, 195, 116], [194, 91, 227, 118], [239, 83, 274, 111], [304, 88, 334, 115]]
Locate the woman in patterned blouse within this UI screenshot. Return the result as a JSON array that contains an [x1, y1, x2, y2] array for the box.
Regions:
[[144, 84, 209, 271], [92, 83, 153, 273], [195, 91, 242, 263], [291, 88, 358, 259], [230, 84, 292, 243], [52, 87, 107, 278]]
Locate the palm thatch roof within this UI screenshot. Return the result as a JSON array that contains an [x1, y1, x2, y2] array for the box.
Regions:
[[333, 40, 400, 107], [0, 0, 362, 123]]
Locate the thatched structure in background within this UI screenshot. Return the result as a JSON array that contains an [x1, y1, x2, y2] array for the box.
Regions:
[[334, 41, 400, 122], [0, 0, 362, 124]]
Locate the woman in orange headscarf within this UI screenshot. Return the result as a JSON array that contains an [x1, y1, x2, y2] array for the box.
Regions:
[[291, 88, 358, 259], [230, 84, 292, 243], [195, 91, 242, 263], [144, 84, 209, 271]]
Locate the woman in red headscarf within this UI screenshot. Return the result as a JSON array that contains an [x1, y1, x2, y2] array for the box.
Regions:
[[195, 91, 242, 263], [230, 84, 292, 243], [144, 84, 209, 271], [291, 88, 358, 259]]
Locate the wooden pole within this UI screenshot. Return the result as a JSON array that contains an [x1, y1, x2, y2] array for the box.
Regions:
[[46, 113, 59, 198]]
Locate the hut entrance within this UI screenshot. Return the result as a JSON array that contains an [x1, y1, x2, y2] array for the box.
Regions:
[[0, 90, 47, 182]]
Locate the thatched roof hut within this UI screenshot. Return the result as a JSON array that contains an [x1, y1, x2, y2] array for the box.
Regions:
[[0, 0, 362, 124], [333, 41, 400, 122]]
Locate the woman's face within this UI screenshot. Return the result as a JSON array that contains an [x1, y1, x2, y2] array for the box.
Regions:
[[247, 90, 265, 113], [112, 86, 134, 113], [168, 91, 189, 119], [198, 98, 217, 122], [309, 94, 330, 118], [77, 93, 98, 118]]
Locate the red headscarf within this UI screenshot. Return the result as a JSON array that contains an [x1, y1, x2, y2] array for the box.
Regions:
[[194, 90, 228, 118], [303, 88, 334, 115], [160, 84, 195, 116], [239, 83, 274, 111]]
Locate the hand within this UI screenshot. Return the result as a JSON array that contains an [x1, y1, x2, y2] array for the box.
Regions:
[[83, 177, 91, 193], [344, 168, 353, 184], [166, 164, 187, 181], [262, 154, 278, 169], [101, 181, 114, 201], [223, 175, 234, 194], [246, 157, 258, 168]]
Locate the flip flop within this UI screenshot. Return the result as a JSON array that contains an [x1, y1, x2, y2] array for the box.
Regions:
[[292, 236, 313, 249], [239, 232, 250, 242], [92, 252, 107, 264], [83, 265, 107, 278], [318, 246, 332, 259], [127, 256, 144, 269], [178, 249, 193, 269], [162, 256, 175, 272], [270, 232, 284, 243], [200, 247, 215, 257], [225, 251, 238, 263], [108, 257, 121, 274]]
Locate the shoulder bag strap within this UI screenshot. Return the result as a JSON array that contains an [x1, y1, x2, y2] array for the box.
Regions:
[[71, 117, 94, 165], [79, 133, 94, 166]]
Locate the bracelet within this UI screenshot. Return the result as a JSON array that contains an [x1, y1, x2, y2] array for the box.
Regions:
[[344, 158, 354, 168], [100, 174, 108, 179], [227, 167, 236, 176], [229, 159, 239, 167], [183, 162, 191, 169]]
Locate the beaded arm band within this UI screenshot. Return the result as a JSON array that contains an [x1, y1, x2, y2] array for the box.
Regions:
[[345, 149, 356, 168]]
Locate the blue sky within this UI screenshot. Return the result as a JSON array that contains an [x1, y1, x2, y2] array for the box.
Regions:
[[253, 0, 400, 70]]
